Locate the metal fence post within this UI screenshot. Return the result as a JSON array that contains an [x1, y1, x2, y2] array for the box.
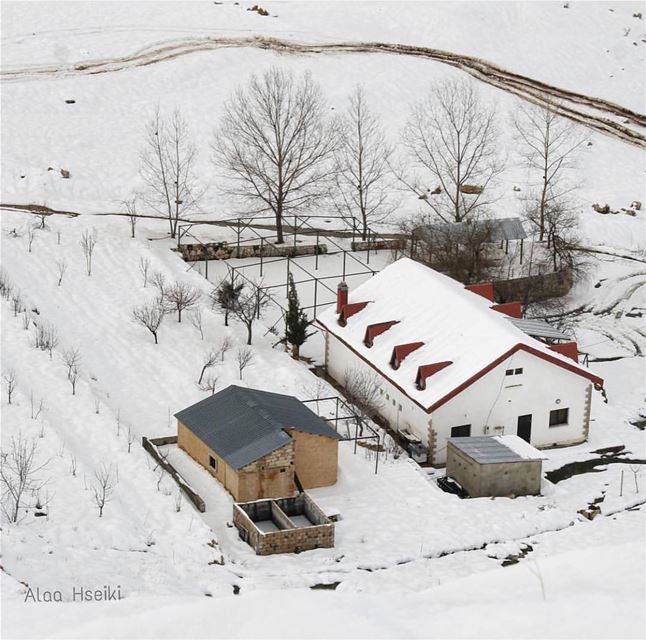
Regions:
[[260, 237, 264, 277], [315, 230, 320, 270], [313, 279, 318, 319]]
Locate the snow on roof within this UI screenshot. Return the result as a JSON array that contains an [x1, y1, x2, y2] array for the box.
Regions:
[[449, 435, 544, 464], [317, 258, 600, 412], [492, 435, 546, 461]]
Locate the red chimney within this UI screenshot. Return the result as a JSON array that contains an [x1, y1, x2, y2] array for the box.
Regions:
[[549, 342, 579, 363], [465, 282, 495, 302], [336, 281, 349, 314], [492, 301, 523, 319]]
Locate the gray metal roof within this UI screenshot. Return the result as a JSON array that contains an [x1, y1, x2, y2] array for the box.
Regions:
[[415, 217, 527, 243], [448, 436, 541, 464], [509, 317, 571, 341], [175, 386, 341, 470]]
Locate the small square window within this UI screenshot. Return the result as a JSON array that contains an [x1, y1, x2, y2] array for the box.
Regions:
[[514, 368, 523, 375], [386, 393, 390, 400], [549, 408, 569, 427], [280, 468, 286, 473], [398, 404, 402, 411], [505, 369, 514, 376], [208, 455, 217, 470], [392, 399, 396, 406]]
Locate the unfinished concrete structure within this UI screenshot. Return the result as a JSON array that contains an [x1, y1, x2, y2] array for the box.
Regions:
[[446, 435, 544, 497], [176, 386, 341, 502], [233, 494, 334, 555]]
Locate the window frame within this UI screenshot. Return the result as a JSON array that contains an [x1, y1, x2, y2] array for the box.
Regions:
[[549, 408, 569, 427]]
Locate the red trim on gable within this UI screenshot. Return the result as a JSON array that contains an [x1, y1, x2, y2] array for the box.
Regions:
[[549, 342, 579, 363], [315, 318, 604, 416], [465, 282, 495, 302], [492, 301, 523, 319], [338, 301, 369, 326], [364, 321, 399, 347], [390, 342, 424, 370], [416, 361, 453, 390], [426, 343, 603, 413]]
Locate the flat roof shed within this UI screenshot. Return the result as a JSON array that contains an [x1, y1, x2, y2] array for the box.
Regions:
[[446, 436, 545, 498]]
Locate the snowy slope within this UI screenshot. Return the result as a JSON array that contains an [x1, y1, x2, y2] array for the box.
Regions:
[[1, 2, 645, 639]]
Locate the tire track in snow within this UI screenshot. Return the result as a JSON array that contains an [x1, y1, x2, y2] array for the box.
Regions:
[[1, 35, 644, 148]]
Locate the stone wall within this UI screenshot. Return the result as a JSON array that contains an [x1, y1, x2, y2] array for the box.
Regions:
[[178, 241, 328, 262], [233, 495, 335, 555], [288, 430, 338, 490], [493, 269, 573, 304]]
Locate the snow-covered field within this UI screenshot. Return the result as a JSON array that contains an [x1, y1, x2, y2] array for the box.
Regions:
[[1, 2, 645, 639]]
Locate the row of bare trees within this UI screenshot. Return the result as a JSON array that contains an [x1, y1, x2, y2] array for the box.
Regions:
[[137, 68, 584, 251]]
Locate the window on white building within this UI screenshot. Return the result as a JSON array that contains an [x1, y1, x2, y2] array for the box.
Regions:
[[549, 408, 569, 426]]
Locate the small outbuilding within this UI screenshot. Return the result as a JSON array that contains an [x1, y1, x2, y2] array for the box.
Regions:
[[175, 385, 342, 502], [446, 435, 545, 498]]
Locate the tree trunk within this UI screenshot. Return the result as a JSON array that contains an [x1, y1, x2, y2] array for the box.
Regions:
[[224, 311, 229, 327], [291, 343, 300, 359], [153, 331, 158, 345], [178, 309, 182, 323], [275, 200, 284, 244], [246, 324, 253, 345]]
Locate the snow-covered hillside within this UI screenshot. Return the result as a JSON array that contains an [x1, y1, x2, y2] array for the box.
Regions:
[[1, 2, 645, 639]]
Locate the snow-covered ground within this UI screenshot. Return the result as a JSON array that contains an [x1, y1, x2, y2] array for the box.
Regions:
[[1, 2, 645, 639]]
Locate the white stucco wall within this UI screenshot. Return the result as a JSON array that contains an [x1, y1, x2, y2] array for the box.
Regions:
[[326, 332, 592, 465]]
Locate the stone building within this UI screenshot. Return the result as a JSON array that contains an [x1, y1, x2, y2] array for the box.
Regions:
[[175, 385, 341, 502]]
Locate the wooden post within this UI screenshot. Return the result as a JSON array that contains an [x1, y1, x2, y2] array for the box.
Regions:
[[236, 219, 241, 258], [366, 229, 371, 265], [313, 278, 318, 319], [286, 257, 290, 298], [315, 231, 320, 270], [520, 238, 524, 265], [342, 251, 347, 280], [260, 237, 264, 277], [293, 214, 298, 250]]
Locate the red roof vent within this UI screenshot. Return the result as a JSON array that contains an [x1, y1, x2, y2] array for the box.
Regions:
[[416, 361, 453, 390], [465, 282, 495, 302], [390, 342, 424, 369], [549, 342, 579, 363], [338, 301, 369, 327], [364, 321, 399, 348], [492, 301, 523, 319]]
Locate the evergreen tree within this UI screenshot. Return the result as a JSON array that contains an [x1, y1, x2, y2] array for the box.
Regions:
[[211, 276, 243, 326], [285, 273, 310, 359]]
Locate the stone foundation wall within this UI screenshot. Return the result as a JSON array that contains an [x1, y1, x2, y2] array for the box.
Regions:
[[493, 269, 573, 303], [178, 241, 328, 262]]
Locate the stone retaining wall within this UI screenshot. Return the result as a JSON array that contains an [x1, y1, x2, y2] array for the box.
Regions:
[[178, 241, 328, 262], [493, 269, 573, 303]]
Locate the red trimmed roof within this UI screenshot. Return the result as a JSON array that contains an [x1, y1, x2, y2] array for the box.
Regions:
[[338, 301, 369, 326], [426, 343, 603, 413], [390, 342, 424, 370], [465, 282, 495, 302], [492, 301, 523, 319], [549, 342, 579, 363], [364, 321, 399, 347], [416, 361, 453, 390]]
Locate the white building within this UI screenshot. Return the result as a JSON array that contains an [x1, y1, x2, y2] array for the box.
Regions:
[[316, 258, 603, 465]]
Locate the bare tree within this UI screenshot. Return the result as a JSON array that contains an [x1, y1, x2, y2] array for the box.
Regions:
[[236, 346, 255, 380], [164, 281, 201, 322], [80, 229, 98, 276], [0, 269, 12, 299], [139, 257, 151, 288], [61, 347, 81, 379], [150, 271, 167, 300], [11, 292, 23, 317], [55, 258, 67, 287], [123, 197, 138, 238], [213, 67, 337, 244], [216, 335, 232, 362], [198, 349, 219, 385], [126, 425, 135, 454], [543, 201, 580, 272], [21, 309, 32, 331], [230, 284, 269, 345], [334, 85, 396, 240], [343, 367, 384, 423], [92, 464, 115, 517], [513, 102, 585, 241], [69, 366, 80, 395], [139, 108, 201, 239], [1, 435, 49, 523], [132, 301, 165, 344], [27, 227, 35, 253], [199, 372, 220, 395], [3, 369, 17, 404], [30, 392, 44, 420], [33, 322, 58, 359], [401, 78, 503, 223], [189, 307, 204, 340]]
